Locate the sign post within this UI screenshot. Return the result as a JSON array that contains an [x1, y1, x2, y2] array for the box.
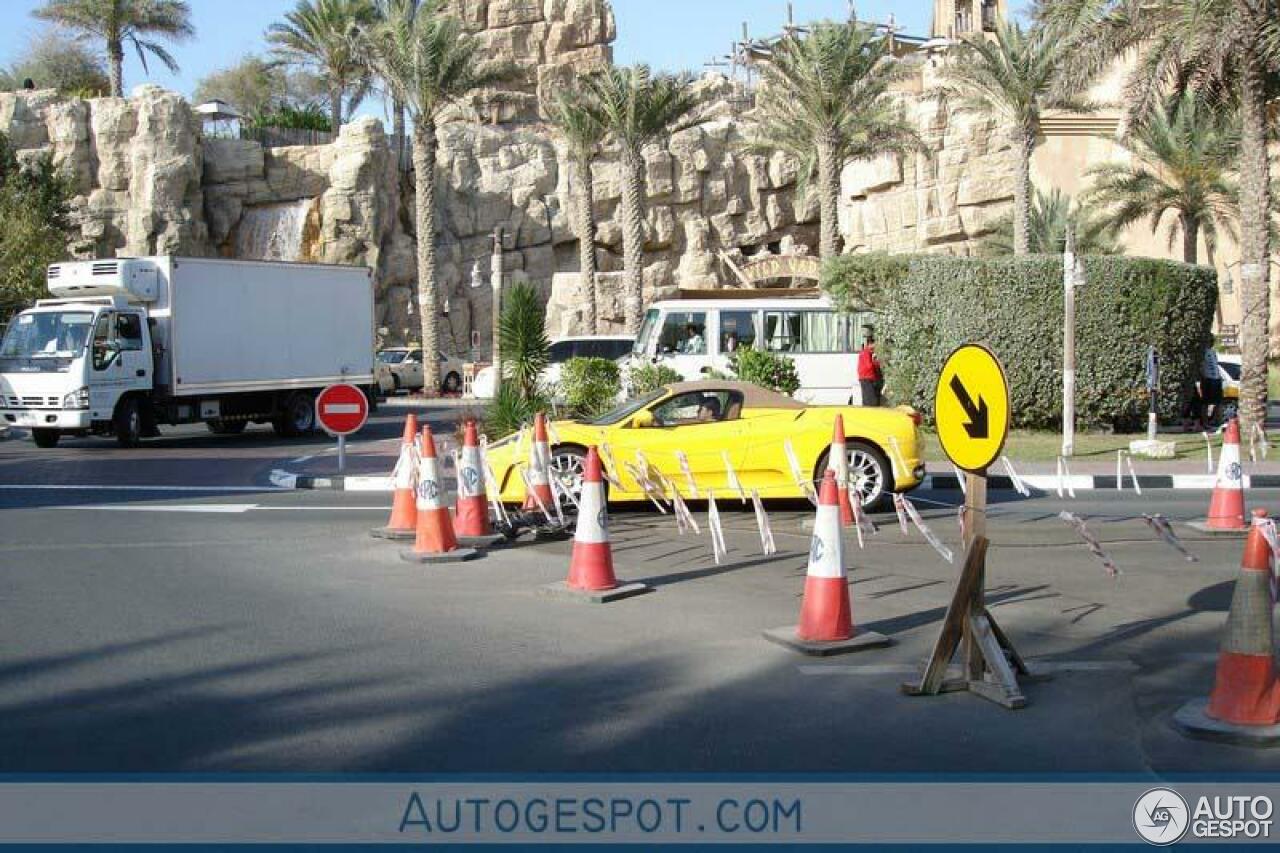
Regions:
[[315, 384, 370, 473], [903, 344, 1046, 710]]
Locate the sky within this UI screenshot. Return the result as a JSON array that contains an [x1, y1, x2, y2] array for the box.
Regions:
[[0, 0, 1033, 105]]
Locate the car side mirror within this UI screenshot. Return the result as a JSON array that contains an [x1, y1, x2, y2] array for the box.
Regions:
[[631, 410, 656, 429]]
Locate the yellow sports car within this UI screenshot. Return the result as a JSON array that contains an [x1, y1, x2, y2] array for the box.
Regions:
[[486, 381, 925, 511]]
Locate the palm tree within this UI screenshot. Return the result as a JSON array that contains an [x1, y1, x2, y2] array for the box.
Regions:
[[33, 0, 194, 98], [548, 88, 607, 334], [938, 19, 1091, 255], [267, 0, 376, 132], [370, 0, 419, 162], [980, 187, 1121, 255], [365, 0, 510, 393], [1041, 0, 1279, 437], [1082, 94, 1239, 264], [745, 20, 921, 260], [579, 65, 699, 335]]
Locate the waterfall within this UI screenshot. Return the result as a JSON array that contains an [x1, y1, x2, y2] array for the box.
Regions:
[[233, 200, 311, 262]]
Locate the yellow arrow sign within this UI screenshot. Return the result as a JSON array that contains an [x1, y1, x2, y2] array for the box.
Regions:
[[935, 344, 1010, 473]]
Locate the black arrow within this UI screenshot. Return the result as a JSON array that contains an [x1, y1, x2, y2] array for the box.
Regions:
[[949, 375, 989, 439]]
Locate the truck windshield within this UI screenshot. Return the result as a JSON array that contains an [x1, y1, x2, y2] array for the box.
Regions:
[[633, 309, 659, 356], [0, 311, 94, 359]]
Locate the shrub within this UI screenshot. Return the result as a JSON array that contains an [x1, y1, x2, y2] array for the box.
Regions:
[[731, 347, 801, 396], [873, 254, 1217, 430], [560, 357, 621, 418], [0, 133, 71, 317], [485, 382, 549, 440], [822, 252, 909, 313], [485, 282, 551, 438], [625, 362, 683, 395]]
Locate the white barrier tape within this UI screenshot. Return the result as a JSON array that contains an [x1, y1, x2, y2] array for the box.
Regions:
[[519, 467, 556, 523], [671, 485, 690, 535], [957, 505, 967, 542], [1202, 432, 1215, 474], [1252, 423, 1270, 463], [723, 451, 747, 503], [1058, 511, 1120, 577], [902, 496, 954, 564], [801, 481, 819, 508], [623, 462, 669, 514], [708, 491, 727, 565], [1256, 517, 1280, 603], [751, 490, 777, 555], [1001, 455, 1031, 497], [892, 492, 909, 535], [784, 439, 805, 487], [951, 464, 967, 496], [673, 488, 701, 534], [1142, 514, 1197, 563], [598, 444, 627, 491], [1055, 456, 1077, 499], [546, 420, 562, 447], [676, 451, 698, 498], [547, 472, 568, 526], [851, 494, 877, 545], [887, 436, 910, 482], [1124, 452, 1142, 496]]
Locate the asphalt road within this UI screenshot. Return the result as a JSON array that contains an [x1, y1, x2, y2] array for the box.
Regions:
[[1, 407, 1277, 775]]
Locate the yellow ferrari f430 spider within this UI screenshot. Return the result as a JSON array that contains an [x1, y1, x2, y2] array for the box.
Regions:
[[485, 381, 925, 511]]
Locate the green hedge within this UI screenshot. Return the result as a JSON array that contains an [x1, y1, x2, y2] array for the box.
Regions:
[[825, 254, 1217, 430], [730, 347, 801, 396], [560, 357, 622, 418]]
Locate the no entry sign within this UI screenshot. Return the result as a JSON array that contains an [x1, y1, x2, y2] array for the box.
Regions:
[[315, 383, 369, 437]]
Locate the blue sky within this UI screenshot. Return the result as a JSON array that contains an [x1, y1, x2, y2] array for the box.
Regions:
[[0, 0, 1032, 102]]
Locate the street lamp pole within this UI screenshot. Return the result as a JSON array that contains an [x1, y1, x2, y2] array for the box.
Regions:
[[491, 226, 504, 380]]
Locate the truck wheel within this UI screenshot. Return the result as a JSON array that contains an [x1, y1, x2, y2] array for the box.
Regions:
[[114, 397, 143, 447], [31, 429, 60, 449], [207, 419, 247, 436], [273, 392, 315, 438]]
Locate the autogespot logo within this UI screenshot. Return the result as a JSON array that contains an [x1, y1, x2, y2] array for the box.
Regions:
[[1134, 788, 1190, 846]]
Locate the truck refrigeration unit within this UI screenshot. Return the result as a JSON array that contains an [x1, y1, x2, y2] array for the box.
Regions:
[[0, 257, 378, 448]]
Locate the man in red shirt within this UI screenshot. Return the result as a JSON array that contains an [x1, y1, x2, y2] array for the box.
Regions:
[[857, 327, 883, 407]]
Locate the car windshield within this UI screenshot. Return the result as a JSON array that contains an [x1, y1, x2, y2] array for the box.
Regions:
[[0, 311, 94, 358], [378, 350, 408, 365], [1220, 361, 1241, 381], [586, 389, 667, 426]]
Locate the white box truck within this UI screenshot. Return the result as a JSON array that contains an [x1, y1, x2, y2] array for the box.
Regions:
[[0, 257, 377, 448]]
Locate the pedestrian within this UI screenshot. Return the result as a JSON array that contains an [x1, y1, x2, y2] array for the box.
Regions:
[[1198, 343, 1222, 431], [857, 326, 883, 407]]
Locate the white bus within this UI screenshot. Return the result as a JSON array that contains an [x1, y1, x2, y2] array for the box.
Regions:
[[629, 290, 877, 405]]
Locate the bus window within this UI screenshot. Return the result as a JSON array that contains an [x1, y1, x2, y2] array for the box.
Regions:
[[764, 311, 802, 352], [719, 310, 757, 354], [657, 311, 707, 355], [801, 311, 852, 353]]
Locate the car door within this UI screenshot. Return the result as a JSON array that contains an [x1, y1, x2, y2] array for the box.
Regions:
[[404, 350, 424, 389], [87, 311, 124, 413], [608, 390, 748, 495], [112, 311, 152, 395]]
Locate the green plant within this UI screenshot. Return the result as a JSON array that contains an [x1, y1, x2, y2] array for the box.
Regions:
[[248, 104, 333, 131], [267, 0, 377, 130], [876, 253, 1217, 431], [980, 187, 1121, 255], [0, 27, 110, 96], [625, 363, 682, 395], [0, 133, 72, 317], [821, 252, 910, 312], [730, 348, 801, 396], [548, 87, 607, 334], [484, 382, 548, 441], [498, 282, 550, 402], [559, 357, 621, 419]]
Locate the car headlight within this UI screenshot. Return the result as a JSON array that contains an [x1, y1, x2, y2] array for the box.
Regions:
[[62, 386, 89, 410]]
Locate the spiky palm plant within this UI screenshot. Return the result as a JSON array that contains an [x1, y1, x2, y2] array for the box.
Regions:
[[745, 20, 922, 260], [365, 0, 511, 392], [938, 19, 1092, 255], [1041, 0, 1279, 437], [547, 88, 607, 334], [579, 66, 699, 335], [267, 0, 376, 131], [497, 282, 550, 403], [33, 0, 194, 97], [1083, 94, 1239, 264], [980, 187, 1121, 255]]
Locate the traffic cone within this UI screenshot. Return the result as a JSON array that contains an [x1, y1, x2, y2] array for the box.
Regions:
[[1174, 509, 1280, 745], [370, 413, 419, 540], [540, 446, 651, 603], [400, 425, 479, 564], [454, 419, 504, 547], [827, 414, 856, 527], [1191, 419, 1248, 533], [522, 412, 556, 515], [763, 469, 890, 655]]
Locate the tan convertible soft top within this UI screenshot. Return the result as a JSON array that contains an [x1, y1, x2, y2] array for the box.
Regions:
[[662, 381, 808, 410]]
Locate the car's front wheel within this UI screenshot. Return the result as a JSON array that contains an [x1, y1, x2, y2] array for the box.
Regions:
[[816, 440, 894, 513], [547, 445, 601, 509]]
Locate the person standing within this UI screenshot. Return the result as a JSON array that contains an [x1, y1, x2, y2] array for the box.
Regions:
[[1198, 344, 1222, 430], [857, 327, 883, 407]]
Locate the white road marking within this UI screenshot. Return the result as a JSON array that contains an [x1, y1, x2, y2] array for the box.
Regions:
[[53, 504, 259, 514]]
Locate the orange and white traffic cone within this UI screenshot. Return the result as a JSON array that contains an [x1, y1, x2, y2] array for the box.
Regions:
[[401, 425, 479, 564], [540, 446, 651, 603], [1191, 418, 1248, 533], [1175, 509, 1280, 745], [763, 469, 890, 655], [454, 419, 503, 547], [827, 414, 856, 527], [522, 412, 556, 515], [370, 413, 419, 540]]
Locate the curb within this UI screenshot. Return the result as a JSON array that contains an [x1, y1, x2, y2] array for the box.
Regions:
[[268, 470, 393, 492]]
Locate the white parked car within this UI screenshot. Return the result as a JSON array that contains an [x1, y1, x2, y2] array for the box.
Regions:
[[471, 335, 635, 400], [377, 347, 466, 395]]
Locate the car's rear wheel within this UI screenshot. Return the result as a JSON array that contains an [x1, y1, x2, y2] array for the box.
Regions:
[[816, 440, 893, 513]]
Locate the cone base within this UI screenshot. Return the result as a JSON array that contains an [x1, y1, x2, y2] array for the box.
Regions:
[[370, 526, 417, 541], [399, 547, 481, 564], [1186, 521, 1251, 536], [762, 626, 892, 657], [538, 580, 653, 604], [1174, 698, 1280, 747], [458, 533, 508, 549]]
